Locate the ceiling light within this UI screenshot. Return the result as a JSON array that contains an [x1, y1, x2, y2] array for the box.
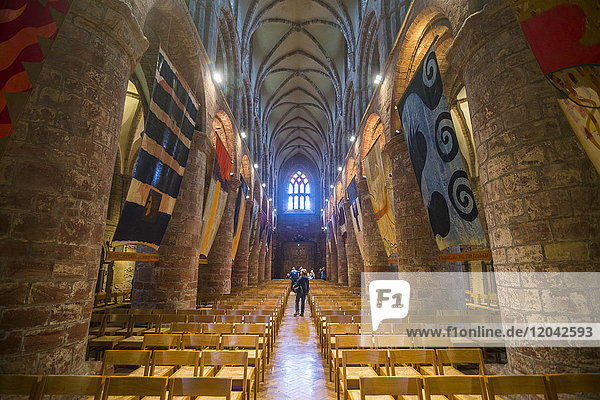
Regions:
[[350, 135, 356, 142], [374, 74, 382, 84], [395, 129, 400, 134], [241, 131, 247, 139], [274, 209, 277, 212], [254, 163, 259, 169], [213, 72, 222, 83], [268, 198, 272, 202], [262, 183, 266, 187], [245, 195, 250, 199], [330, 185, 333, 189], [338, 166, 342, 172], [320, 208, 323, 212]]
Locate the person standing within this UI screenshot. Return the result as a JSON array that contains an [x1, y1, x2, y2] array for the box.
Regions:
[[320, 267, 326, 280], [294, 269, 310, 317], [309, 269, 315, 279], [289, 266, 299, 290]]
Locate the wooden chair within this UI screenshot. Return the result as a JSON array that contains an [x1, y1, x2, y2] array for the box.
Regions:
[[104, 313, 132, 336], [188, 314, 216, 323], [38, 375, 105, 400], [388, 349, 437, 377], [546, 373, 600, 400], [141, 334, 181, 350], [182, 333, 221, 350], [235, 323, 270, 366], [101, 376, 168, 400], [485, 375, 550, 399], [421, 348, 485, 376], [339, 349, 389, 400], [159, 314, 187, 331], [168, 377, 241, 400], [352, 376, 423, 400], [203, 323, 234, 335], [200, 309, 227, 316], [201, 350, 256, 400], [101, 349, 152, 376], [326, 323, 360, 363], [222, 334, 263, 385], [0, 374, 42, 400], [423, 375, 487, 400], [373, 335, 413, 349], [228, 309, 253, 316], [169, 322, 203, 334], [151, 350, 208, 378], [89, 313, 106, 337], [331, 335, 373, 383]]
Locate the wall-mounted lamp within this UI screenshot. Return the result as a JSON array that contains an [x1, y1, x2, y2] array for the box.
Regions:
[[262, 183, 266, 188], [213, 72, 223, 83], [350, 135, 356, 142], [241, 131, 247, 139], [374, 74, 382, 85], [337, 166, 342, 172], [254, 163, 259, 169]]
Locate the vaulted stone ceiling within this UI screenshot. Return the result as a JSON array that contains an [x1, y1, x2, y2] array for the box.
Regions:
[[239, 0, 358, 170]]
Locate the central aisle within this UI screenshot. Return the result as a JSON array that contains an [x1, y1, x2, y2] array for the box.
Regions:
[[259, 292, 336, 399]]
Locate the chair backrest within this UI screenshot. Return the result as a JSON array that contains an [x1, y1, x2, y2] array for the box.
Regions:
[[373, 335, 413, 349], [203, 323, 234, 335], [160, 314, 187, 324], [200, 309, 227, 316], [105, 313, 131, 327], [102, 376, 167, 400], [188, 314, 216, 323], [169, 322, 203, 334], [436, 348, 486, 375], [485, 375, 550, 399], [218, 315, 244, 324], [141, 334, 181, 350], [39, 375, 105, 400], [200, 350, 248, 393], [101, 350, 152, 375], [326, 315, 353, 324], [328, 323, 360, 336], [182, 333, 221, 350], [546, 373, 600, 400], [359, 376, 423, 400], [168, 377, 232, 400], [389, 349, 437, 374], [132, 314, 160, 333], [335, 334, 372, 350], [0, 375, 41, 399], [342, 349, 390, 377], [234, 323, 267, 335], [245, 315, 270, 324], [221, 334, 259, 350], [227, 309, 252, 316], [151, 350, 200, 376], [423, 375, 487, 400]]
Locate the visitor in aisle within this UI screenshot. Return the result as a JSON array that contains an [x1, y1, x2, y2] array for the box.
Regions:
[[294, 269, 310, 317]]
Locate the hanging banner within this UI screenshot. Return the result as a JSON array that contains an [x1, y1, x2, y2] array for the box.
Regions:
[[1, 0, 71, 142], [259, 211, 267, 241], [198, 135, 231, 257], [512, 1, 600, 174], [346, 176, 365, 257], [363, 138, 398, 257], [326, 219, 334, 253], [248, 199, 259, 252], [113, 49, 199, 250], [396, 45, 486, 250], [337, 200, 347, 245], [231, 176, 248, 260]]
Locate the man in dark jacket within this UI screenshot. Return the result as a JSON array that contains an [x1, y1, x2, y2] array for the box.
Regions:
[[294, 269, 310, 317]]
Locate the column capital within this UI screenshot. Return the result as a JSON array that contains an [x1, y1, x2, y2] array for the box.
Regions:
[[70, 0, 148, 73]]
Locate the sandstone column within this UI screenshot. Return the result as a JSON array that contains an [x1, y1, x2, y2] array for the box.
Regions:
[[342, 199, 364, 287], [131, 131, 211, 309], [247, 218, 260, 286], [231, 198, 253, 288], [383, 135, 438, 272], [198, 177, 241, 294], [257, 230, 267, 283], [0, 0, 147, 373], [328, 235, 339, 283], [265, 240, 273, 281], [335, 220, 349, 285], [447, 0, 600, 374], [357, 179, 395, 272]]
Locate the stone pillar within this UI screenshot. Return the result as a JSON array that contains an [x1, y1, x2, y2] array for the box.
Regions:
[[247, 221, 260, 287], [231, 199, 253, 288], [383, 135, 438, 272], [328, 235, 339, 283], [357, 179, 394, 272], [0, 0, 146, 374], [342, 199, 364, 287], [265, 240, 272, 281], [335, 220, 349, 285], [198, 177, 241, 294], [257, 230, 267, 283], [131, 132, 211, 309], [447, 0, 600, 374]]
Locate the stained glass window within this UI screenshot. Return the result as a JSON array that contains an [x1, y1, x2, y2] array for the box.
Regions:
[[288, 170, 310, 211]]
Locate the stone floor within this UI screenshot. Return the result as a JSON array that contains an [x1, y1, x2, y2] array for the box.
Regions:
[[258, 294, 336, 399]]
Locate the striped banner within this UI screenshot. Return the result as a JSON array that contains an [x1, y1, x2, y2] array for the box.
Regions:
[[113, 49, 198, 250], [337, 200, 347, 245], [363, 138, 398, 257], [231, 176, 248, 260], [1, 0, 70, 139], [346, 176, 365, 257], [199, 135, 231, 257]]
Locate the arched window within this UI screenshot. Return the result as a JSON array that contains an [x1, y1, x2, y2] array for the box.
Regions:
[[287, 171, 311, 211]]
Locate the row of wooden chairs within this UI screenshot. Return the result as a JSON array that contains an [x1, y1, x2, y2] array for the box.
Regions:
[[349, 373, 600, 400], [0, 375, 243, 400], [93, 289, 131, 308]]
